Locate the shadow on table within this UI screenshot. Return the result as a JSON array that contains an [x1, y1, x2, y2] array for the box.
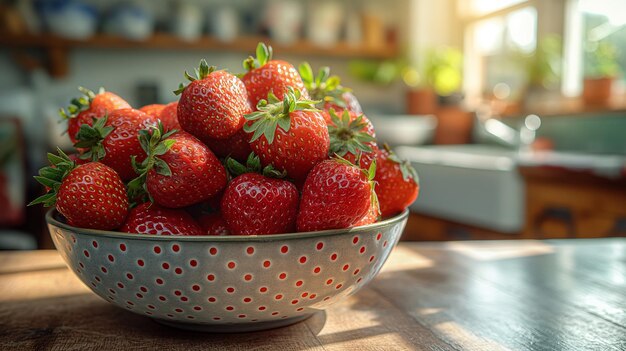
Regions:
[[0, 292, 329, 349]]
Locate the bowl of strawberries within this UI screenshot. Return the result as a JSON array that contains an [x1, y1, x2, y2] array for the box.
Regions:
[[33, 43, 419, 332]]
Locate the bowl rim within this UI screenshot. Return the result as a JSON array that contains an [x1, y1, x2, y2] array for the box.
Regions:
[[46, 208, 408, 242]]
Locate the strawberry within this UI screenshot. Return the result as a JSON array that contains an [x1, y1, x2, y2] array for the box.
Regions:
[[221, 154, 298, 235], [73, 109, 157, 181], [198, 212, 230, 236], [327, 109, 378, 168], [128, 125, 227, 208], [201, 128, 252, 162], [352, 201, 380, 227], [375, 145, 420, 217], [30, 150, 129, 230], [140, 102, 181, 132], [298, 62, 362, 116], [242, 43, 308, 109], [139, 104, 165, 118], [175, 60, 251, 140], [296, 157, 377, 232], [244, 88, 329, 183], [60, 87, 131, 143], [158, 101, 181, 132], [121, 202, 202, 235]]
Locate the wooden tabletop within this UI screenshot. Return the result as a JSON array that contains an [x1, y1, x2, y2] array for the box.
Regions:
[[1, 239, 625, 350]]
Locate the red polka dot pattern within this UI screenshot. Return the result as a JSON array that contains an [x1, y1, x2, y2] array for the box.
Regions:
[[48, 217, 405, 326]]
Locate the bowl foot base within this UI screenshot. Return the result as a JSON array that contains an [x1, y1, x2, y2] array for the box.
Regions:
[[152, 313, 314, 333]]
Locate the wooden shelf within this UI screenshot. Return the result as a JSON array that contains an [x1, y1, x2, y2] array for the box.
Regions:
[[2, 33, 398, 58], [1, 32, 398, 77]]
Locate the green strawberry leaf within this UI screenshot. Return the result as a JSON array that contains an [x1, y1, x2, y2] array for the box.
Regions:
[[153, 139, 176, 156], [29, 148, 77, 207], [59, 87, 101, 120], [126, 122, 176, 202], [74, 115, 114, 162], [243, 87, 320, 145], [174, 60, 216, 95], [154, 158, 172, 176], [367, 159, 377, 181], [33, 175, 59, 189], [327, 110, 375, 158], [299, 62, 314, 84], [256, 42, 272, 66], [28, 192, 57, 207], [226, 157, 249, 177]]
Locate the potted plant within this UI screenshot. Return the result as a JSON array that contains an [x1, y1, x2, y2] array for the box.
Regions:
[[515, 35, 562, 111], [583, 41, 620, 106]]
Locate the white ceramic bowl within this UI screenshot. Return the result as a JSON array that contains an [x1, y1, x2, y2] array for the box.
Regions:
[[47, 209, 408, 332]]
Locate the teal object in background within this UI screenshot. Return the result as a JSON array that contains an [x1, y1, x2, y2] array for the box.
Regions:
[[500, 112, 626, 155]]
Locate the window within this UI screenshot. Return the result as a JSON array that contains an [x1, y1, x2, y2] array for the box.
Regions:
[[462, 1, 539, 105], [563, 0, 626, 95]]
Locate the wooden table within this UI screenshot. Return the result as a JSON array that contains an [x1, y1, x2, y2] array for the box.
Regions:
[[1, 239, 625, 350]]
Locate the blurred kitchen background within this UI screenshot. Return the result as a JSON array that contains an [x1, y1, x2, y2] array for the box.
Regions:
[[0, 0, 625, 249]]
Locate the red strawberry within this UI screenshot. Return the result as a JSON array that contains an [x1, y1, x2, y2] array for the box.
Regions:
[[128, 126, 227, 208], [175, 60, 251, 140], [325, 92, 362, 116], [296, 157, 377, 232], [375, 145, 420, 217], [221, 154, 298, 235], [352, 201, 380, 227], [60, 87, 131, 143], [244, 88, 329, 182], [242, 43, 308, 109], [158, 101, 181, 132], [201, 129, 252, 162], [139, 104, 165, 118], [30, 150, 129, 230], [121, 202, 202, 235], [298, 62, 362, 116], [73, 109, 157, 181], [327, 109, 378, 168], [198, 212, 230, 236]]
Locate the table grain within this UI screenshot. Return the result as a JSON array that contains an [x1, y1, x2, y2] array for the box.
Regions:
[[1, 239, 625, 350]]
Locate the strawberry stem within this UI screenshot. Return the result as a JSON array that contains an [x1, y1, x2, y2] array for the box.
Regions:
[[298, 62, 350, 108], [174, 59, 217, 95], [29, 148, 76, 207], [126, 123, 177, 205], [226, 152, 287, 179], [59, 86, 104, 120], [243, 87, 320, 144], [328, 109, 375, 157], [243, 42, 273, 72], [74, 115, 114, 161]]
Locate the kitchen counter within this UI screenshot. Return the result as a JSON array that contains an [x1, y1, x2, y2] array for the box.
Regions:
[[1, 239, 625, 350]]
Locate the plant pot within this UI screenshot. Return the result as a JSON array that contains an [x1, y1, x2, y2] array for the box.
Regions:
[[406, 88, 437, 115], [434, 106, 473, 145], [582, 77, 614, 106]]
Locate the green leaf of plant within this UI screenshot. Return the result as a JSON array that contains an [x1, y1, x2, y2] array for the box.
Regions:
[[39, 167, 64, 180], [154, 158, 172, 177], [153, 139, 175, 156], [226, 157, 249, 177], [277, 115, 291, 133], [28, 192, 56, 207], [33, 176, 58, 189], [299, 62, 314, 84], [368, 159, 377, 181], [265, 119, 277, 144], [316, 67, 330, 85]]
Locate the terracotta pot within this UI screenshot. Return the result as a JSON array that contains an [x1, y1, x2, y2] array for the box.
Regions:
[[582, 77, 613, 106], [406, 89, 438, 115], [434, 106, 473, 145]]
